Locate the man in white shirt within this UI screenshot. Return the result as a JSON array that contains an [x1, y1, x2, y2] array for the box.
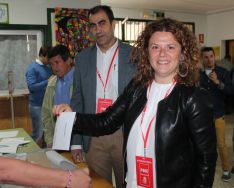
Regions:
[[70, 5, 136, 188]]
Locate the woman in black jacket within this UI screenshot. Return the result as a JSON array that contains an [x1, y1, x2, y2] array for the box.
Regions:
[[54, 18, 217, 188]]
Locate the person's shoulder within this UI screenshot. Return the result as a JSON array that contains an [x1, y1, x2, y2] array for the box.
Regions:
[[215, 65, 228, 73], [28, 60, 37, 66], [124, 79, 147, 97], [26, 61, 37, 72], [177, 84, 212, 108], [118, 41, 132, 50], [74, 46, 96, 67], [76, 45, 96, 58], [177, 84, 208, 98]]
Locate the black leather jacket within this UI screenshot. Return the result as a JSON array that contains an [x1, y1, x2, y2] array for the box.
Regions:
[[74, 80, 217, 188]]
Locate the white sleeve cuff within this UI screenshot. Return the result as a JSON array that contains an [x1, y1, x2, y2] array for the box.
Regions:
[[70, 145, 82, 150]]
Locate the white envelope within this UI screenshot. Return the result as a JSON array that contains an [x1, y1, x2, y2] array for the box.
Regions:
[[52, 112, 76, 150]]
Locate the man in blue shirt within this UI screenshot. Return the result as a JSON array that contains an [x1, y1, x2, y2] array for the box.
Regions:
[[25, 46, 52, 141], [42, 45, 74, 148]]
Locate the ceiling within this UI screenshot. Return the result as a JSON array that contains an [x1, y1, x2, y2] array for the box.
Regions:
[[102, 0, 234, 14]]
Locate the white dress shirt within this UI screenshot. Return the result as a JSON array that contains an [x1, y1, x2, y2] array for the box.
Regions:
[[96, 40, 119, 107]]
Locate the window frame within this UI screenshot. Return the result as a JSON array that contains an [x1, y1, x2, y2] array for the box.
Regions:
[[114, 18, 195, 44], [114, 18, 152, 43]]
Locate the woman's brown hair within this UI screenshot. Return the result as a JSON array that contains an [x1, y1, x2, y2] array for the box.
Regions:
[[131, 18, 200, 87]]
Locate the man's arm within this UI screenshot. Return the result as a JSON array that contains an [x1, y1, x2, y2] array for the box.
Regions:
[[42, 82, 55, 147], [210, 68, 234, 94], [0, 156, 91, 188], [188, 88, 217, 187], [25, 66, 48, 92], [70, 54, 86, 162]]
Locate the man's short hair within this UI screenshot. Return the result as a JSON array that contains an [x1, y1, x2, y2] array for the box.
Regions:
[[48, 45, 71, 62], [88, 5, 114, 23], [39, 45, 51, 57], [201, 47, 215, 55]]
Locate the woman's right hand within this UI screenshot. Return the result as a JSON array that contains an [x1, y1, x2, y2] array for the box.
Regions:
[[52, 104, 72, 116]]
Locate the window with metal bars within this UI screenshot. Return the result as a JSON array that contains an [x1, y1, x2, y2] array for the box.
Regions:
[[114, 18, 151, 45], [114, 18, 195, 45]]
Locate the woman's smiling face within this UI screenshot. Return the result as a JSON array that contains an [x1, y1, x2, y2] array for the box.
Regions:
[[148, 31, 182, 84]]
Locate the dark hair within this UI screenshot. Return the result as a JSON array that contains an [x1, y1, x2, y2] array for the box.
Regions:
[[131, 18, 200, 87], [48, 45, 71, 62], [39, 45, 51, 57], [201, 47, 215, 55], [88, 5, 114, 23]]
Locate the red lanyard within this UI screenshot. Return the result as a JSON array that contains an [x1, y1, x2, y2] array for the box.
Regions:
[[140, 80, 176, 157], [96, 47, 119, 97]]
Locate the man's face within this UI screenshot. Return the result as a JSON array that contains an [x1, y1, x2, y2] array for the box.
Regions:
[[88, 10, 115, 48], [50, 55, 71, 78], [202, 50, 215, 69]]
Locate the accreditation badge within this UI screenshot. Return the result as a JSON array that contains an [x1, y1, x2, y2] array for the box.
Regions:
[[96, 98, 113, 113], [136, 156, 153, 188]]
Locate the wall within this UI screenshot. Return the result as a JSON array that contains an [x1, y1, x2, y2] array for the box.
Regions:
[[1, 1, 233, 48], [0, 0, 100, 25], [166, 12, 207, 42], [1, 0, 233, 59], [207, 10, 234, 58], [112, 7, 207, 44], [0, 0, 101, 92], [112, 7, 234, 58], [207, 10, 234, 45], [0, 1, 207, 43]]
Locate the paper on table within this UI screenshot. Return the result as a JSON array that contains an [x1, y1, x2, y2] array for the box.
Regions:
[[0, 145, 18, 154], [0, 130, 18, 138], [0, 137, 31, 146], [52, 112, 76, 150], [0, 137, 31, 154]]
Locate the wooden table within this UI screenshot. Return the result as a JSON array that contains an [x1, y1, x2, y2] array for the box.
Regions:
[[0, 93, 32, 133]]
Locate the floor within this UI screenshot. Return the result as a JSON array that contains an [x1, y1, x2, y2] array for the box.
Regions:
[[213, 113, 234, 188]]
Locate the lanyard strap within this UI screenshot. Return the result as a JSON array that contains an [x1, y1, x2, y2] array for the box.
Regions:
[[96, 47, 119, 97], [140, 80, 176, 157]]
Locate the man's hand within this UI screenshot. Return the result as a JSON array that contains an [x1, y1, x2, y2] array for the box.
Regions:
[[71, 149, 85, 163], [71, 168, 92, 188], [209, 71, 220, 85]]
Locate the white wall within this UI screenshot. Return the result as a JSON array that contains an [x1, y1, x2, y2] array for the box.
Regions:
[[207, 10, 234, 58], [112, 7, 207, 43], [0, 0, 208, 42], [112, 7, 234, 58], [2, 0, 234, 58], [0, 0, 100, 25], [207, 10, 234, 45], [166, 12, 207, 42]]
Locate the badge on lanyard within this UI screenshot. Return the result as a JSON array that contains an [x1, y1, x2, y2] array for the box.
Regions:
[[136, 156, 153, 188], [96, 98, 113, 113]]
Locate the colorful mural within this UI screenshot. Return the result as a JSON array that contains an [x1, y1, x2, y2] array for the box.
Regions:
[[55, 8, 95, 57]]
